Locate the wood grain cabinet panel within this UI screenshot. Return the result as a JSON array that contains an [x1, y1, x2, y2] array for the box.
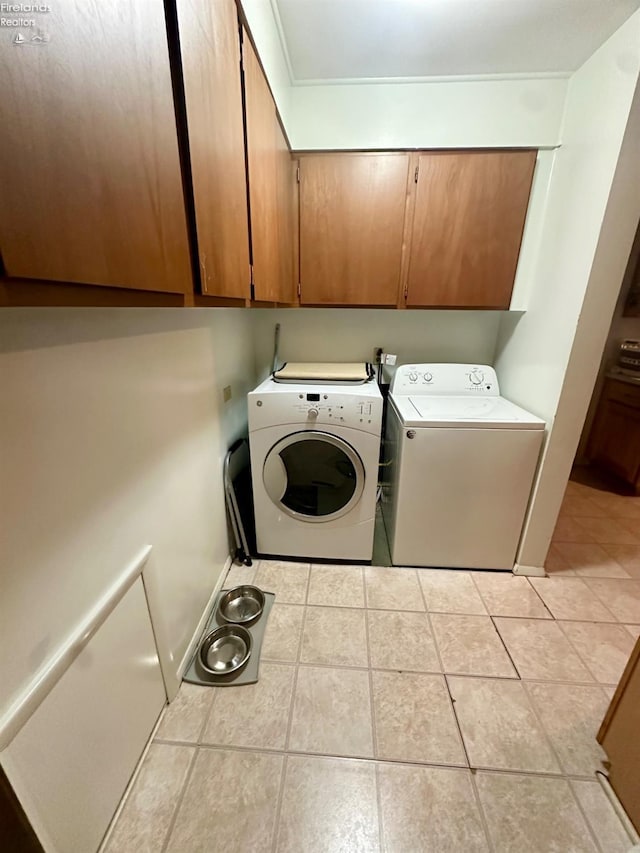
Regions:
[[598, 635, 640, 833], [588, 378, 640, 491], [275, 119, 296, 304], [406, 150, 536, 308], [243, 33, 295, 303], [177, 0, 251, 299], [299, 154, 410, 306], [0, 0, 191, 294]]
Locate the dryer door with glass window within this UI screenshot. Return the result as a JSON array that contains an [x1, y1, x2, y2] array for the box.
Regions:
[[262, 431, 365, 522]]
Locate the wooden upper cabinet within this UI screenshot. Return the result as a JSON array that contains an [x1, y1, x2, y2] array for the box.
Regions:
[[406, 151, 536, 308], [242, 32, 295, 303], [299, 154, 410, 305], [0, 0, 191, 294], [177, 0, 250, 299], [275, 120, 296, 304]]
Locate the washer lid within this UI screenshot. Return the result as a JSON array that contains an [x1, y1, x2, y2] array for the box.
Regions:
[[392, 395, 545, 429]]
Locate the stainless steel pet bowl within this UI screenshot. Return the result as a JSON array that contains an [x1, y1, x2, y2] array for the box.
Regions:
[[218, 585, 265, 625], [199, 625, 252, 675]]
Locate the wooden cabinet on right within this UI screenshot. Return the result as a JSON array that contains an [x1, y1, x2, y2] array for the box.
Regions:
[[297, 149, 536, 309], [587, 377, 640, 492], [405, 150, 537, 308], [298, 154, 410, 306], [598, 634, 640, 833]]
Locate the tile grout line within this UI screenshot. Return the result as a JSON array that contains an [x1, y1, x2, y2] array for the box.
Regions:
[[182, 739, 466, 769], [417, 578, 471, 771], [196, 671, 220, 745], [363, 565, 371, 608], [600, 541, 640, 577], [157, 660, 619, 684], [566, 778, 609, 853], [364, 598, 385, 853], [518, 679, 576, 778], [159, 743, 199, 853], [442, 674, 473, 771], [544, 574, 622, 622], [468, 770, 497, 853], [282, 572, 311, 753], [270, 753, 289, 853], [522, 575, 556, 619], [374, 763, 386, 853], [555, 619, 604, 685], [417, 576, 446, 675], [467, 570, 491, 614], [149, 737, 615, 783], [258, 602, 636, 623], [364, 607, 379, 762], [489, 614, 523, 680], [583, 577, 631, 623]]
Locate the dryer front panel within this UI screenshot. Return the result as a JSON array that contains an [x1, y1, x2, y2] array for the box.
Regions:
[[263, 431, 365, 522]]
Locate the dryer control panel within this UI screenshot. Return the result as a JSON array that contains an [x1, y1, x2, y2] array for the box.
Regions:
[[391, 363, 499, 396], [248, 379, 383, 436]]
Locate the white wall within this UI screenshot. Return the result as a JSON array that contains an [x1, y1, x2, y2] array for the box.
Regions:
[[240, 1, 567, 151], [493, 12, 640, 571], [288, 78, 567, 150], [0, 308, 254, 713], [241, 0, 293, 128], [252, 308, 503, 380]]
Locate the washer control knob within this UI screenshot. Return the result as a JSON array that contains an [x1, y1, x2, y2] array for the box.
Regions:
[[423, 372, 433, 382], [469, 369, 484, 385], [408, 371, 418, 382], [308, 408, 319, 418]]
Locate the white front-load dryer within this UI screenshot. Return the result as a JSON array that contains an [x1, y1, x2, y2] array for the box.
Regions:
[[248, 377, 382, 561]]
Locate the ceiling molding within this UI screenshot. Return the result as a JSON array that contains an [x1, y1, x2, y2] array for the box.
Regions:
[[290, 71, 573, 88], [268, 0, 296, 85]]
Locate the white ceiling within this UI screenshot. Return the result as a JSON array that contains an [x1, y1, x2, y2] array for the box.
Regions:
[[273, 0, 640, 82]]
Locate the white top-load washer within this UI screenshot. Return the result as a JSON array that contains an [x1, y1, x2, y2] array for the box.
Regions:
[[248, 374, 382, 561], [382, 363, 545, 570]]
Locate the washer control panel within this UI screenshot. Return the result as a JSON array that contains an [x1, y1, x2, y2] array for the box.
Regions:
[[249, 382, 383, 435], [391, 364, 499, 396]]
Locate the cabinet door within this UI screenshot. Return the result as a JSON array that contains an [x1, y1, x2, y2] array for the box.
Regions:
[[243, 33, 295, 303], [406, 151, 536, 308], [589, 400, 640, 486], [177, 0, 251, 299], [598, 636, 640, 833], [275, 119, 297, 304], [0, 0, 191, 294], [299, 154, 410, 305]]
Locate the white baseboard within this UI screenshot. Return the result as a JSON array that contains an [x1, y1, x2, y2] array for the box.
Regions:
[[513, 562, 546, 577], [176, 555, 232, 685]]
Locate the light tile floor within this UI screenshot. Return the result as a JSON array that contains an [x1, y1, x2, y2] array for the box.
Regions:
[[105, 474, 640, 853]]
